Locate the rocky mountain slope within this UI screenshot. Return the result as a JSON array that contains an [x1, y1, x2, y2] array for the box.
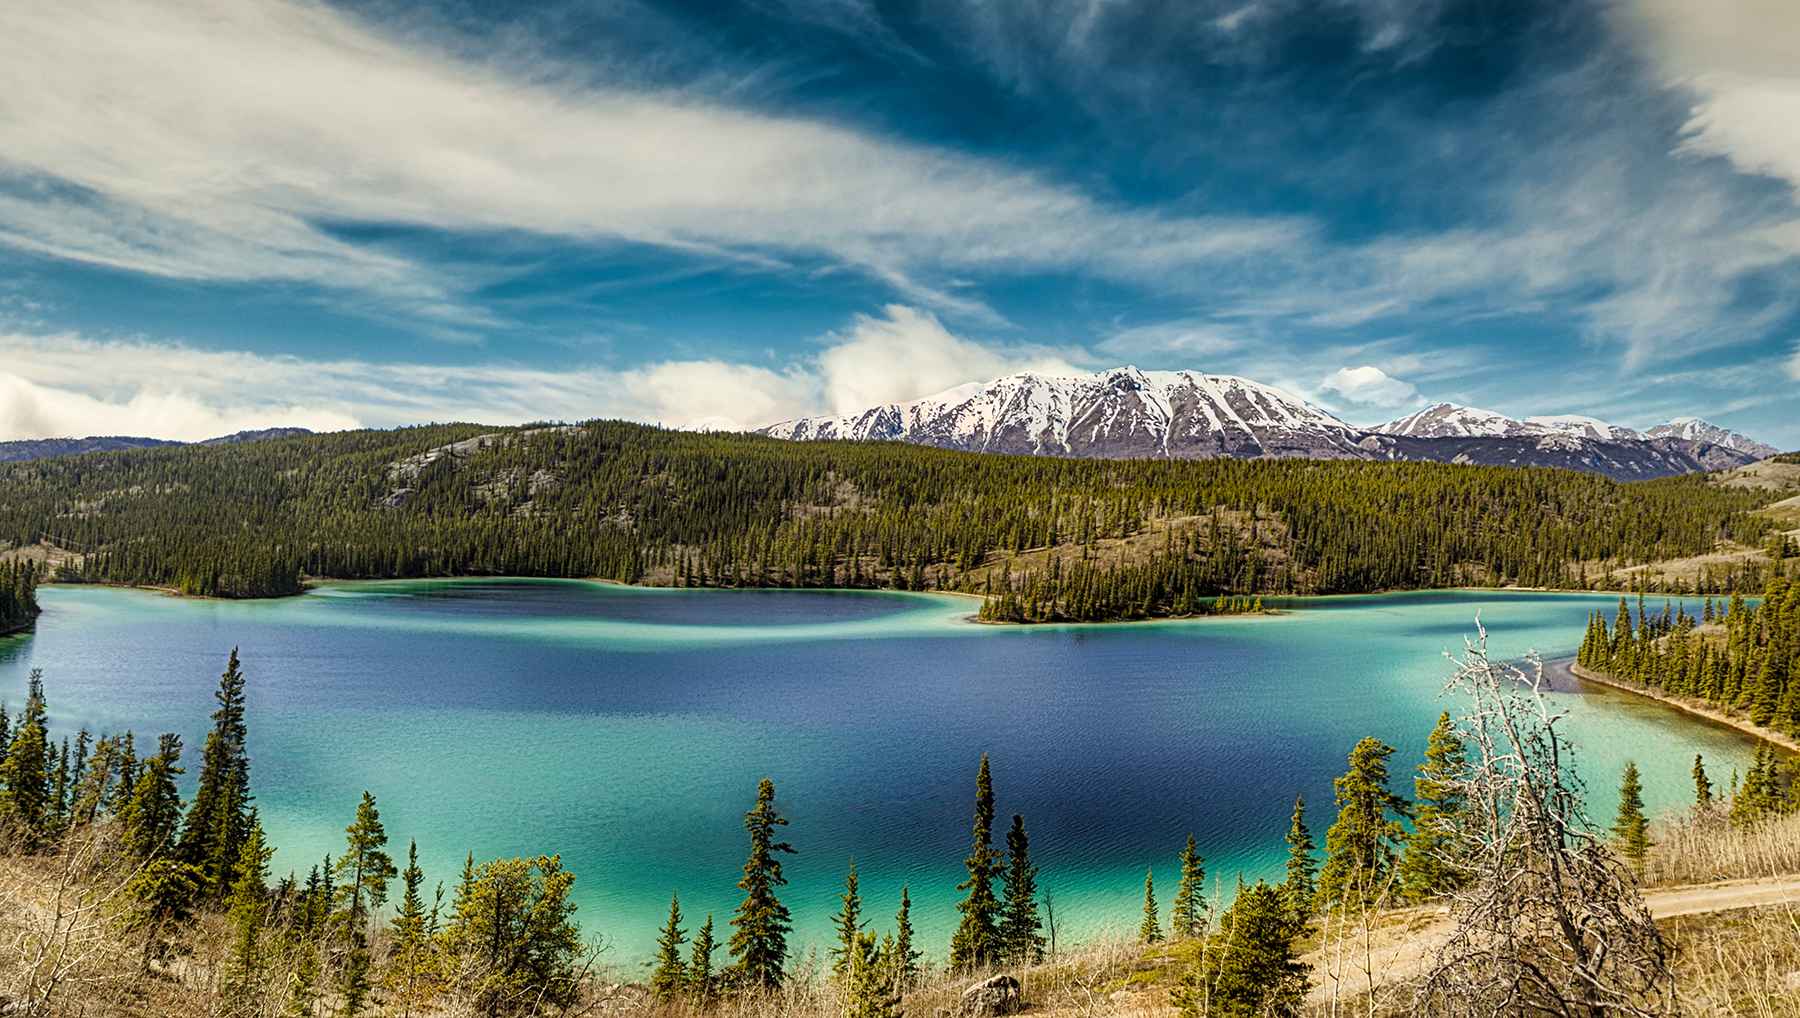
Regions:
[[761, 370, 1776, 479]]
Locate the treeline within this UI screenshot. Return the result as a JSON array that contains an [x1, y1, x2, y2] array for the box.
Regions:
[[0, 420, 1781, 616], [0, 559, 38, 633], [1578, 578, 1800, 737]]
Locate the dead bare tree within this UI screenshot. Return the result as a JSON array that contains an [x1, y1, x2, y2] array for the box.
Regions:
[[1415, 623, 1675, 1017]]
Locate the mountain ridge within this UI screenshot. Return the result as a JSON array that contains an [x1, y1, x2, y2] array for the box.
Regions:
[[0, 427, 313, 464], [759, 369, 1778, 479]]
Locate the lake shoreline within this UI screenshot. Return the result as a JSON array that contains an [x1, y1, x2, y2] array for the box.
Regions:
[[35, 573, 1729, 629], [1563, 659, 1800, 754]]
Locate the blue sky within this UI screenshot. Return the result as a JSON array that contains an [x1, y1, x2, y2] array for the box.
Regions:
[[1, 0, 1797, 445]]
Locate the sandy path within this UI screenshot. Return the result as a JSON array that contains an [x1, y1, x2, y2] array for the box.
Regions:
[[1305, 875, 1800, 1005]]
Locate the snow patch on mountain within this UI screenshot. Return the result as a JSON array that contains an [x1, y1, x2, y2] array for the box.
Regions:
[[1645, 417, 1781, 459]]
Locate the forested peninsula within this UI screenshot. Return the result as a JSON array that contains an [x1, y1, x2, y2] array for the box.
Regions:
[[0, 421, 1790, 623]]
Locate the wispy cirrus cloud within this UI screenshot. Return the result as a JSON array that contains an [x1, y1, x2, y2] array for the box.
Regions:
[[0, 0, 1306, 328]]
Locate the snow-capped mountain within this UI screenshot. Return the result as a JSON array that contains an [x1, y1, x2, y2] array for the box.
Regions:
[[761, 367, 1366, 460], [760, 374, 1776, 479], [1645, 417, 1780, 460], [1520, 415, 1643, 442], [1375, 403, 1531, 439]]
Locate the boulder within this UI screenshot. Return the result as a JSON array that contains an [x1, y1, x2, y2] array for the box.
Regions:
[[958, 974, 1022, 1016]]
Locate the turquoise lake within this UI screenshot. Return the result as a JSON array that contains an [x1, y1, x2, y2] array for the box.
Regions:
[[0, 582, 1762, 970]]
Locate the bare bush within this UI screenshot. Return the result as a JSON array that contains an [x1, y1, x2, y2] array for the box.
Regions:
[[1414, 625, 1675, 1017], [0, 825, 143, 1016]]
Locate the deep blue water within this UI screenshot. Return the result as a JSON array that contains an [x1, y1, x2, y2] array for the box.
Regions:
[[0, 581, 1759, 969]]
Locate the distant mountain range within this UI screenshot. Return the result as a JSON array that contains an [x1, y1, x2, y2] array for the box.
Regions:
[[0, 427, 313, 463], [759, 367, 1779, 479]]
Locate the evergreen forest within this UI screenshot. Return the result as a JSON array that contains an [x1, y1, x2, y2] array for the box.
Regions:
[[0, 422, 1785, 621]]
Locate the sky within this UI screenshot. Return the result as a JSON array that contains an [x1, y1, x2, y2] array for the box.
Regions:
[[1, 0, 1798, 446]]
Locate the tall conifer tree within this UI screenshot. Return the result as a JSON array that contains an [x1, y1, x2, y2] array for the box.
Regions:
[[650, 892, 689, 1000], [179, 648, 253, 900], [998, 814, 1045, 963], [950, 754, 1003, 969], [1138, 869, 1162, 944], [1399, 712, 1469, 902], [1317, 738, 1411, 906], [729, 777, 794, 989], [1281, 796, 1317, 922], [1614, 761, 1650, 873], [1170, 834, 1208, 940], [831, 859, 864, 978]]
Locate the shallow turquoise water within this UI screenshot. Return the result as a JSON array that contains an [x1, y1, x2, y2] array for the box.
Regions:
[[0, 582, 1759, 970]]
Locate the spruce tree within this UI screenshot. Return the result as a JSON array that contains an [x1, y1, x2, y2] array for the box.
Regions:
[[688, 913, 717, 1004], [0, 670, 51, 849], [1317, 737, 1411, 907], [179, 648, 253, 900], [949, 754, 1003, 970], [222, 820, 272, 1005], [845, 930, 900, 1018], [333, 791, 396, 1017], [1693, 754, 1713, 807], [831, 859, 864, 979], [1280, 796, 1316, 922], [651, 892, 689, 1001], [1138, 869, 1162, 944], [1170, 834, 1207, 940], [729, 777, 794, 989], [1613, 761, 1650, 873], [1399, 712, 1469, 902], [391, 839, 429, 1014], [998, 813, 1045, 964], [119, 733, 185, 860], [1172, 880, 1308, 1017], [891, 886, 922, 991]]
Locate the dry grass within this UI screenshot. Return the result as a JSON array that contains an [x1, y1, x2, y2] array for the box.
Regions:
[[1648, 809, 1800, 887]]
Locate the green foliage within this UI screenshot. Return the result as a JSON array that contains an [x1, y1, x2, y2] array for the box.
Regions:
[[1171, 880, 1308, 1018], [222, 819, 273, 1006], [1138, 869, 1162, 944], [1169, 834, 1208, 941], [120, 733, 186, 861], [0, 670, 50, 848], [998, 814, 1045, 964], [0, 421, 1778, 617], [1317, 738, 1411, 907], [1280, 796, 1316, 924], [889, 886, 922, 992], [728, 777, 794, 989], [390, 839, 432, 1009], [1579, 579, 1800, 740], [830, 859, 863, 979], [1613, 761, 1650, 872], [650, 891, 688, 1000], [949, 754, 1003, 969], [1693, 754, 1713, 807], [440, 854, 585, 1015], [0, 560, 40, 632], [844, 930, 900, 1018], [179, 648, 254, 901], [1399, 711, 1470, 902], [687, 913, 717, 1005]]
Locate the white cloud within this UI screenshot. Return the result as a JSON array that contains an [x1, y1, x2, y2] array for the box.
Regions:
[[1319, 365, 1419, 407], [1625, 0, 1800, 196], [1790, 341, 1800, 382], [0, 0, 1305, 323], [816, 305, 1083, 415], [0, 307, 1087, 440]]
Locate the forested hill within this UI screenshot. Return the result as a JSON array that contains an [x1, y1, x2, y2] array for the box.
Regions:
[[0, 421, 1785, 620]]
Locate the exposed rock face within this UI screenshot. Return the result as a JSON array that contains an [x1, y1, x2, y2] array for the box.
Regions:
[[760, 370, 1774, 479], [958, 974, 1022, 1017]]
